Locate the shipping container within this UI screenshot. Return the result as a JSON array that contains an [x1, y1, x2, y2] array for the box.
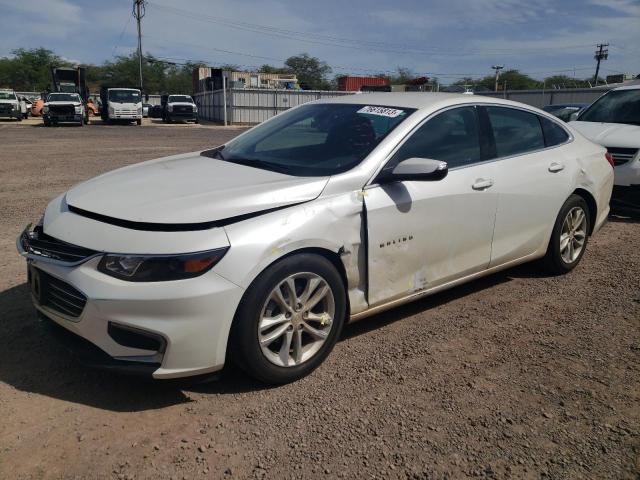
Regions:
[[337, 76, 390, 92]]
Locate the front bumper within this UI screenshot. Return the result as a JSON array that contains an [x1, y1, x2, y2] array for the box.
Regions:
[[18, 232, 244, 379], [168, 113, 197, 122], [611, 185, 640, 215], [0, 108, 20, 119], [45, 113, 83, 123]]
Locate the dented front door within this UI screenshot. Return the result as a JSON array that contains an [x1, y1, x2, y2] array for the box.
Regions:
[[364, 167, 498, 306]]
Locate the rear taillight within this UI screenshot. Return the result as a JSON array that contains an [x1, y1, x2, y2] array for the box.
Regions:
[[605, 152, 615, 168]]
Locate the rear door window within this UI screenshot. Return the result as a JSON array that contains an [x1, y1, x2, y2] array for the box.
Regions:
[[486, 107, 545, 157]]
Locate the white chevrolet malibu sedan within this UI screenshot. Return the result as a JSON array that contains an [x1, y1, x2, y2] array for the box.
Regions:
[[18, 93, 614, 384]]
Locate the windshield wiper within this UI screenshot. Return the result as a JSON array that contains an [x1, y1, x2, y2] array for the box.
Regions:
[[201, 149, 291, 174], [230, 158, 291, 175]]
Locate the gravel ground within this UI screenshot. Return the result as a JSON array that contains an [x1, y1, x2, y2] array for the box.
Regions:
[[0, 121, 639, 480]]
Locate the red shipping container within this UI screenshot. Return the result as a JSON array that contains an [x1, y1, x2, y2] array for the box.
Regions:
[[337, 76, 390, 91]]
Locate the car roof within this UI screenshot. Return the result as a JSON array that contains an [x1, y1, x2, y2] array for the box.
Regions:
[[315, 92, 540, 112]]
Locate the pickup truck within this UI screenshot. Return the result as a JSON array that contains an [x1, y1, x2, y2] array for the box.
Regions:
[[43, 92, 86, 126], [162, 94, 198, 123], [0, 89, 23, 121]]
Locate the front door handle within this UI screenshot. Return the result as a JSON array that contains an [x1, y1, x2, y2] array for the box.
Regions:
[[548, 162, 565, 172], [472, 178, 494, 190]]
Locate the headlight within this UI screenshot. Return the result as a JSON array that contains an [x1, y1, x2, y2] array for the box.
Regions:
[[97, 248, 229, 282], [193, 105, 198, 112], [167, 105, 173, 112], [74, 105, 82, 113], [137, 106, 142, 114], [43, 106, 49, 113]]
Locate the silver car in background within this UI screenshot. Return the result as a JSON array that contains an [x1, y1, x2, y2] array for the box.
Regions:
[[18, 93, 613, 384]]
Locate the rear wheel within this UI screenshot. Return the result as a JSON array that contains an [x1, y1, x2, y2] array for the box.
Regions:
[[232, 254, 346, 384], [543, 194, 590, 274]]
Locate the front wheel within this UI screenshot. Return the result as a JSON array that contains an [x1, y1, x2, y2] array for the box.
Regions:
[[231, 254, 346, 384], [543, 194, 590, 274], [136, 119, 142, 125]]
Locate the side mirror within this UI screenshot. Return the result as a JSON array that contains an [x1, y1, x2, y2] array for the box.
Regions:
[[569, 111, 580, 121], [379, 157, 448, 183]]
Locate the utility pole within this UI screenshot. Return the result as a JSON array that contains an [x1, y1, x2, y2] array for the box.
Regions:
[[593, 43, 608, 85], [491, 65, 504, 92], [133, 0, 146, 91]]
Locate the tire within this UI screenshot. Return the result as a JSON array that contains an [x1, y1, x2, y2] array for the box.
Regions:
[[543, 194, 590, 274], [231, 254, 346, 384], [136, 119, 142, 125]]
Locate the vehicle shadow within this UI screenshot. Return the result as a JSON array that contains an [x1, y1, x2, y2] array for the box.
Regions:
[[0, 283, 192, 412], [0, 261, 546, 408]]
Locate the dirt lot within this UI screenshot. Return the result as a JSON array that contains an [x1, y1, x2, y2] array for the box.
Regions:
[[0, 121, 638, 479]]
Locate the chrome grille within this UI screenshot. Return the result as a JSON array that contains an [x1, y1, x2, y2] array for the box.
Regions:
[[49, 105, 75, 115], [20, 225, 98, 264], [607, 147, 638, 166], [29, 268, 87, 318], [173, 105, 193, 114]]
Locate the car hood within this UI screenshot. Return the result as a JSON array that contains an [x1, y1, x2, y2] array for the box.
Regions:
[[65, 152, 329, 225], [168, 102, 196, 107], [570, 121, 640, 148], [0, 99, 18, 104]]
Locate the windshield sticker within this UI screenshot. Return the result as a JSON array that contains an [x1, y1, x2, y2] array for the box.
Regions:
[[357, 106, 405, 118]]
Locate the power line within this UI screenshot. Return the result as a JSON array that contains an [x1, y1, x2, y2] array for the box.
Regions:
[[146, 2, 600, 58], [112, 11, 133, 57]]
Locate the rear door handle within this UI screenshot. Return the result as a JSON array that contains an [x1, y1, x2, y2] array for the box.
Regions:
[[472, 178, 494, 190], [548, 162, 565, 172]]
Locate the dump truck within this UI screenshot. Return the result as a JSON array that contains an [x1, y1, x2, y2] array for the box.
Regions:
[[45, 67, 90, 125]]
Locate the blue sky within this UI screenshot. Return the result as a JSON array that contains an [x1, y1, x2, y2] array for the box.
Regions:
[[1, 0, 638, 83]]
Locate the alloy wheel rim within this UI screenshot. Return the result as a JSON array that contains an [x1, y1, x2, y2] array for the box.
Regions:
[[258, 272, 335, 368], [560, 206, 587, 264]]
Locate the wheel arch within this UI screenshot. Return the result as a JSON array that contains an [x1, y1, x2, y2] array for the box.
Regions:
[[225, 246, 351, 369], [238, 246, 350, 311], [572, 187, 597, 235]]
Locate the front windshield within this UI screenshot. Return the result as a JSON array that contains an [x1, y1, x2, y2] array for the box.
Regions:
[[0, 92, 17, 100], [578, 89, 640, 125], [168, 95, 193, 103], [108, 90, 141, 103], [47, 93, 80, 102], [203, 103, 414, 176]]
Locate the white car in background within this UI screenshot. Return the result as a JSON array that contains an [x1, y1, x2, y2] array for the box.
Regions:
[[18, 93, 613, 384], [570, 85, 640, 211]]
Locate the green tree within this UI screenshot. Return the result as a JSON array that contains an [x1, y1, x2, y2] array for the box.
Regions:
[[474, 69, 541, 91], [284, 53, 331, 90], [0, 48, 71, 91], [257, 64, 292, 74]]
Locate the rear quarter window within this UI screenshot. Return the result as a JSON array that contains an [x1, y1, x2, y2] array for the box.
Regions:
[[539, 116, 570, 147]]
